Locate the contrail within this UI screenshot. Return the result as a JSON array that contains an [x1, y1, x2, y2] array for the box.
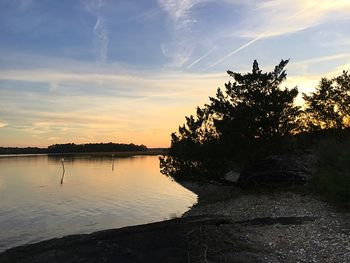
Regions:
[[208, 34, 264, 69], [187, 46, 216, 69]]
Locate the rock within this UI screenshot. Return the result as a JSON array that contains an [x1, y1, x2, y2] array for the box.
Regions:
[[238, 155, 312, 187], [224, 170, 240, 183]]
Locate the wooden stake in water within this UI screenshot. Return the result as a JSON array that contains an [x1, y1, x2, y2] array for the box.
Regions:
[[60, 157, 65, 185]]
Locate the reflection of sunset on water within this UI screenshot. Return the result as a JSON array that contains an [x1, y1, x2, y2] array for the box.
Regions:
[[0, 155, 197, 252]]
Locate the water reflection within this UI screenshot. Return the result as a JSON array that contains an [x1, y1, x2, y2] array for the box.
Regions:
[[0, 154, 197, 252], [60, 170, 65, 186], [46, 154, 138, 164], [60, 158, 65, 173], [60, 158, 65, 185], [112, 154, 115, 171]]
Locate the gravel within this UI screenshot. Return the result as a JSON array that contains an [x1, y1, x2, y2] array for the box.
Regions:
[[183, 184, 350, 263]]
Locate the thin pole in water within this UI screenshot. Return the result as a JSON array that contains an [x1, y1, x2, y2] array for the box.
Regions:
[[60, 157, 65, 185]]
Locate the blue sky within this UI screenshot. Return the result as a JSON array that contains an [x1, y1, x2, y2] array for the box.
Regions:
[[0, 0, 350, 147]]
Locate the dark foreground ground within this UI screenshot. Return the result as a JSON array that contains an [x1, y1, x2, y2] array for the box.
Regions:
[[0, 215, 285, 263], [0, 213, 326, 262]]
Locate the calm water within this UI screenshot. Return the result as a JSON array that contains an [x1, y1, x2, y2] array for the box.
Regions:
[[0, 154, 197, 252]]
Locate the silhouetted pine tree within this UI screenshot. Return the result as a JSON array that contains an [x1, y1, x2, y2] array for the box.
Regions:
[[303, 71, 350, 132], [160, 60, 301, 182]]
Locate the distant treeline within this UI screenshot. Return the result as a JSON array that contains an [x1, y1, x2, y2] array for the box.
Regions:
[[0, 147, 47, 155], [0, 143, 148, 155]]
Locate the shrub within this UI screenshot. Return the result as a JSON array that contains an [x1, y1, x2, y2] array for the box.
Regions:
[[309, 137, 350, 207], [303, 71, 350, 131]]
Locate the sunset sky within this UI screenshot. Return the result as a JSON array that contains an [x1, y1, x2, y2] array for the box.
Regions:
[[0, 0, 349, 148]]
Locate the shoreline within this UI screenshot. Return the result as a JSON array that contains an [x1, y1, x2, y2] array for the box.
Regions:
[[0, 149, 166, 158], [0, 182, 349, 262]]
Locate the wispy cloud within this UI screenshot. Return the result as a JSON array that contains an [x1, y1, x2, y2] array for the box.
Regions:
[[240, 0, 350, 38], [86, 0, 109, 63], [127, 7, 161, 23], [158, 0, 203, 67], [93, 15, 108, 63], [195, 0, 350, 69], [286, 61, 350, 105], [291, 53, 350, 68], [158, 0, 201, 27], [0, 67, 228, 99], [326, 63, 350, 78], [0, 67, 227, 147]]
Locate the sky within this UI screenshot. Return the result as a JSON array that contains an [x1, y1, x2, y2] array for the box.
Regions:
[[0, 0, 349, 148]]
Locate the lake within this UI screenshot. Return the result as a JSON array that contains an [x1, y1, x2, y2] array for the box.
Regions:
[[0, 154, 197, 252]]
